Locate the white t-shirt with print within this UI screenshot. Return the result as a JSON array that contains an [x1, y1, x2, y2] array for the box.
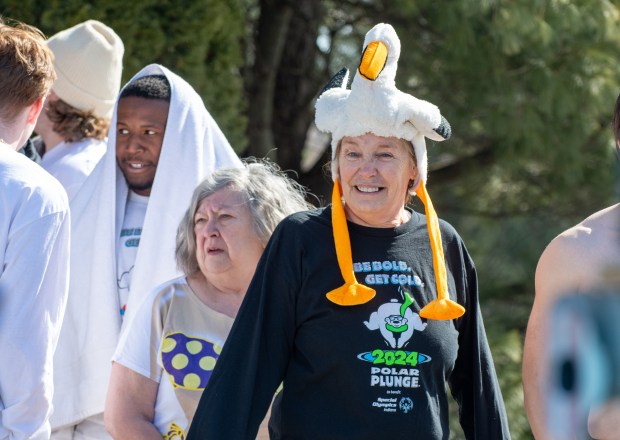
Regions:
[[113, 276, 234, 438], [117, 191, 148, 318]]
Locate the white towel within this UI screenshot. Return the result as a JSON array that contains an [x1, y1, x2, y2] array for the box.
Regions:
[[51, 64, 242, 428]]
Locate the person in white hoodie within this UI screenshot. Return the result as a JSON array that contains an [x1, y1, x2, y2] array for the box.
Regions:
[[50, 65, 241, 439], [34, 20, 124, 201], [0, 18, 70, 440]]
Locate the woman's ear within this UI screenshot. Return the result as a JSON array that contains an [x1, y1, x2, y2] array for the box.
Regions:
[[408, 163, 421, 195], [407, 166, 422, 196], [408, 178, 421, 195]]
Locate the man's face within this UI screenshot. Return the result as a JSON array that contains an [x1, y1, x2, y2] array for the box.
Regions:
[[115, 96, 169, 196]]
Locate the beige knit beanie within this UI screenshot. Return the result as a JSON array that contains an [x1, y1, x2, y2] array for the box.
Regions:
[[47, 20, 124, 119]]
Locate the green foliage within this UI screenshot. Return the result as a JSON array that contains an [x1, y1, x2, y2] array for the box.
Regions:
[[489, 330, 532, 439], [0, 0, 247, 151], [435, 0, 617, 202]]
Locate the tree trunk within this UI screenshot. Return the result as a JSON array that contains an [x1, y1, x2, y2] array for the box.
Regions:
[[246, 0, 294, 159], [272, 0, 324, 172]]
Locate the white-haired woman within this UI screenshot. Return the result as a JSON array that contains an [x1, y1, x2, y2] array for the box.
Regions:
[[187, 23, 510, 439], [104, 159, 311, 439]]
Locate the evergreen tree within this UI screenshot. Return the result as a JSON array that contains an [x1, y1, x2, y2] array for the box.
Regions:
[[0, 0, 247, 150]]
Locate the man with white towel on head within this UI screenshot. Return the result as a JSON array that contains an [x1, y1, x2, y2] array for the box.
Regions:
[[51, 64, 241, 440]]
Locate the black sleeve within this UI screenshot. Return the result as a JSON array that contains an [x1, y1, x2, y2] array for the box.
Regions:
[[448, 241, 511, 439], [187, 220, 299, 439]]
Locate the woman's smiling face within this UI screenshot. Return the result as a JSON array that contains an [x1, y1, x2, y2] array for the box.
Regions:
[[337, 133, 418, 228]]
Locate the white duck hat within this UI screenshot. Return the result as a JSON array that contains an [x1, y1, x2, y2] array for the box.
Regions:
[[314, 23, 464, 320]]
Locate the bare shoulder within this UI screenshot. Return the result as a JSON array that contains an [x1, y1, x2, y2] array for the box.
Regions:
[[537, 204, 620, 297], [578, 203, 620, 233], [555, 204, 618, 257]]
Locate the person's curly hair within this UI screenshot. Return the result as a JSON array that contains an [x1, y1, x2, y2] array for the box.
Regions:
[[47, 97, 109, 142]]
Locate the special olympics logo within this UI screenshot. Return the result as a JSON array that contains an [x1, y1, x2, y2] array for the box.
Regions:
[[399, 397, 413, 413]]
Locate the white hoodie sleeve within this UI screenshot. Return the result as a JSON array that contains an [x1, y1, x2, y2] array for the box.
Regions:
[[0, 154, 70, 440]]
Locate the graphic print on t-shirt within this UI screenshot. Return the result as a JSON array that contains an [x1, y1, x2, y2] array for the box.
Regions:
[[164, 422, 185, 440], [364, 288, 427, 348], [117, 265, 134, 317], [354, 259, 432, 415], [161, 332, 223, 390], [117, 226, 141, 317]]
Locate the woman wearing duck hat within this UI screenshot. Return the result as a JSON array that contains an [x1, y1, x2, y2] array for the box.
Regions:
[[187, 23, 510, 439]]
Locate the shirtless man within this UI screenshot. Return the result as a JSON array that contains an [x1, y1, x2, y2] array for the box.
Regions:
[[523, 93, 620, 439]]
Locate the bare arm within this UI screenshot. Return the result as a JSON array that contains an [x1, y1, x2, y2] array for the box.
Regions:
[[105, 362, 161, 440], [256, 404, 271, 440], [524, 209, 620, 440], [523, 236, 580, 440], [587, 399, 620, 440]]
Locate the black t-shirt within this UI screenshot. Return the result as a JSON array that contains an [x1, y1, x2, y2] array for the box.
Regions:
[[187, 207, 510, 440]]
